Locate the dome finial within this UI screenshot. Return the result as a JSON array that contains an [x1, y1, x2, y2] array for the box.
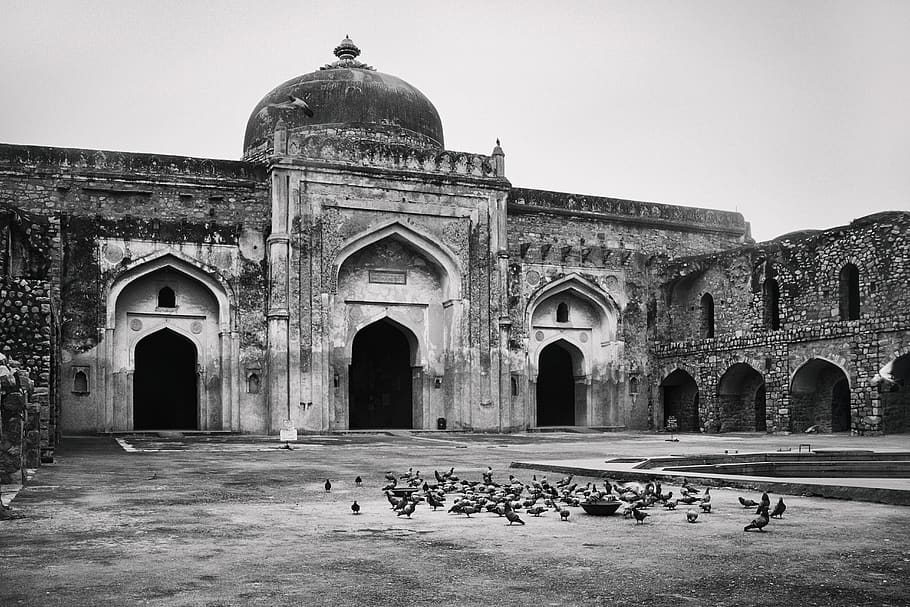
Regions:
[[321, 36, 374, 70]]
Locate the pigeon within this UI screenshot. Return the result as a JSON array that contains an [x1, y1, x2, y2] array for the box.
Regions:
[[324, 479, 332, 492], [279, 442, 294, 450], [385, 471, 397, 483], [559, 508, 571, 521], [770, 497, 787, 518], [760, 492, 771, 509], [686, 509, 699, 523], [397, 501, 416, 518], [426, 493, 444, 511], [355, 476, 362, 487], [738, 496, 759, 508], [145, 472, 158, 481], [632, 508, 649, 524], [505, 510, 525, 525], [664, 499, 678, 510], [351, 500, 360, 515], [744, 506, 770, 532], [289, 95, 314, 117], [527, 506, 546, 517]]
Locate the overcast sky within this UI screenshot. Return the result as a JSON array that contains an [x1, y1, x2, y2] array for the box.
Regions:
[[1, 1, 908, 241]]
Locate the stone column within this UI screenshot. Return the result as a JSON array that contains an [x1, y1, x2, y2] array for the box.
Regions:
[[267, 170, 291, 432]]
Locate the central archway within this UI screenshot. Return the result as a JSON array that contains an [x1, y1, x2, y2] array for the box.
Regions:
[[349, 320, 414, 429], [133, 329, 198, 430]]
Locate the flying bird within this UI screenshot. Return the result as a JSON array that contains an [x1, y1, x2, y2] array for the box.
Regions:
[[770, 497, 787, 518], [351, 500, 360, 515]]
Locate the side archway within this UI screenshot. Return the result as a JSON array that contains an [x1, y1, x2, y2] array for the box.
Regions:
[[660, 369, 700, 432], [103, 253, 237, 433], [717, 363, 766, 432], [790, 358, 851, 433]]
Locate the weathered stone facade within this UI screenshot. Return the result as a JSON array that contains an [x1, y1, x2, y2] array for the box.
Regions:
[[653, 212, 910, 436], [0, 38, 905, 463]]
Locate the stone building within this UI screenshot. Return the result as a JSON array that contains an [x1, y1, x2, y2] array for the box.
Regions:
[[0, 38, 905, 460]]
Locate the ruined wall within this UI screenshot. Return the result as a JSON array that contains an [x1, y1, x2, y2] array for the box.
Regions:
[[652, 212, 910, 435]]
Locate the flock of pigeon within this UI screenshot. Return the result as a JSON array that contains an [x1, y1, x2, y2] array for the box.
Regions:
[[342, 467, 787, 532]]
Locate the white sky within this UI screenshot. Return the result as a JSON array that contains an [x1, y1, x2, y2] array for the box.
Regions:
[[1, 0, 908, 241]]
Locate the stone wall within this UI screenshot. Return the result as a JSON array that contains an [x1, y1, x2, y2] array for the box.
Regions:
[[506, 187, 750, 430], [652, 211, 910, 435]]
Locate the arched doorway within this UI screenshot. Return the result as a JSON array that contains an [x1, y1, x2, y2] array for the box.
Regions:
[[878, 354, 910, 433], [660, 369, 700, 432], [349, 320, 414, 429], [133, 329, 198, 430], [717, 363, 767, 432], [790, 358, 851, 433], [536, 341, 583, 426]]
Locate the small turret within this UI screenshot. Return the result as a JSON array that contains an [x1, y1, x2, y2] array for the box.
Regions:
[[492, 138, 505, 176]]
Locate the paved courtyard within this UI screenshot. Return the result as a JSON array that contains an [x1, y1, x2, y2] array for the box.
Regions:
[[1, 431, 909, 606]]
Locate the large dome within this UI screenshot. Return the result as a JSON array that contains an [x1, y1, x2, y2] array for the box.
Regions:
[[243, 38, 444, 159]]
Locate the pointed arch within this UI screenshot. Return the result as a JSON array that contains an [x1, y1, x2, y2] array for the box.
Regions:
[[345, 309, 424, 367], [105, 251, 233, 330], [333, 220, 463, 300], [526, 273, 619, 337], [530, 335, 588, 379]]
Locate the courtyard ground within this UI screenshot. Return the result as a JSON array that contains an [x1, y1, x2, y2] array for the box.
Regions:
[[1, 431, 909, 606]]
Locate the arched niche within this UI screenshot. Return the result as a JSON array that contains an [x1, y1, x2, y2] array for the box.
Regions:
[[333, 221, 462, 301], [534, 339, 587, 427]]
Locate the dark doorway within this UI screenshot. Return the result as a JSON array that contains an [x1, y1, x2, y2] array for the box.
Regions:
[[832, 378, 851, 432], [881, 354, 910, 433], [133, 329, 198, 430], [717, 363, 766, 432], [790, 358, 851, 433], [661, 369, 700, 432], [536, 343, 577, 426], [349, 320, 413, 429]]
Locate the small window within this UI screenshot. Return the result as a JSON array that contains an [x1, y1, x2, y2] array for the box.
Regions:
[[556, 302, 569, 322], [629, 376, 640, 396], [72, 368, 89, 394], [763, 279, 780, 330], [247, 373, 260, 394], [158, 286, 176, 308], [510, 375, 520, 397], [700, 293, 715, 338], [839, 264, 859, 320]]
